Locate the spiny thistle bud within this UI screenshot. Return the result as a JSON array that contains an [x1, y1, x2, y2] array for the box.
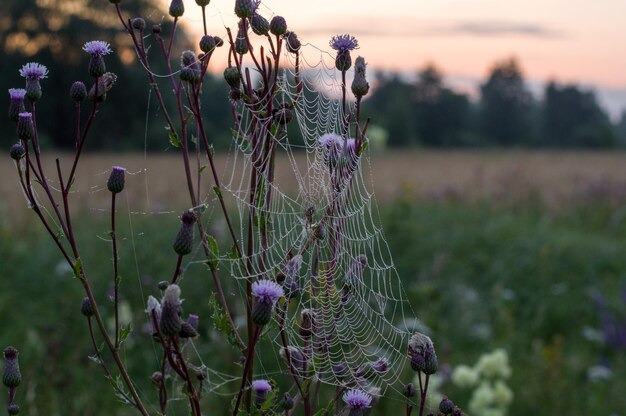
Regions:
[[107, 166, 126, 193], [351, 56, 370, 98], [8, 89, 26, 122], [88, 72, 117, 102], [269, 16, 287, 36], [9, 143, 25, 161], [408, 332, 438, 375], [371, 357, 389, 374], [152, 25, 162, 35], [284, 31, 301, 54], [158, 281, 169, 291], [330, 34, 359, 72], [213, 36, 224, 47], [251, 379, 272, 407], [131, 17, 146, 32], [280, 346, 307, 369], [200, 35, 217, 53], [83, 40, 112, 78], [404, 383, 416, 398], [180, 51, 201, 84], [173, 211, 197, 255], [7, 404, 19, 415], [81, 296, 95, 317], [223, 67, 241, 88], [70, 81, 87, 102], [452, 406, 465, 416], [19, 63, 48, 102], [195, 0, 211, 6], [151, 371, 163, 384], [3, 347, 21, 388], [250, 13, 270, 36], [335, 50, 351, 72], [234, 0, 259, 19], [281, 392, 294, 410], [343, 389, 372, 414], [273, 103, 293, 125], [299, 308, 314, 337], [251, 280, 283, 325], [235, 22, 249, 55], [159, 284, 182, 336], [179, 321, 199, 338], [16, 112, 34, 141], [169, 0, 185, 17], [439, 398, 455, 414]]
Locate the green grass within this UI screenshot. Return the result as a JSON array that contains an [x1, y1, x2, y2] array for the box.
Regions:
[[1, 198, 625, 414]]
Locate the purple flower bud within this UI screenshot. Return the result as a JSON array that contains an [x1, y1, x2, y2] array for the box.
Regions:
[[408, 332, 438, 375], [9, 143, 25, 161], [439, 398, 455, 414], [195, 0, 211, 6], [200, 35, 217, 53], [70, 81, 87, 102], [107, 166, 126, 193], [81, 297, 95, 317], [173, 211, 197, 256], [351, 56, 369, 98], [250, 13, 270, 36], [16, 112, 34, 141], [269, 16, 287, 36], [284, 31, 301, 54], [157, 281, 169, 291], [159, 284, 182, 336], [404, 383, 416, 398], [251, 379, 272, 407], [234, 0, 259, 19], [213, 36, 224, 47], [8, 88, 26, 122], [180, 50, 201, 84], [20, 63, 48, 102], [179, 321, 199, 338], [223, 67, 241, 88], [152, 25, 162, 35], [371, 357, 389, 374], [169, 0, 185, 17], [2, 347, 21, 388], [343, 389, 372, 409], [299, 308, 315, 337], [7, 403, 19, 415], [131, 18, 146, 32], [235, 22, 249, 55]]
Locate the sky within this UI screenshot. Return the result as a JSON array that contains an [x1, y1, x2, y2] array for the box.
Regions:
[[175, 0, 626, 119]]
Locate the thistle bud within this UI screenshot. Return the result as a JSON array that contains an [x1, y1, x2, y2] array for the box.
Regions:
[[9, 143, 25, 161], [195, 0, 210, 5], [2, 347, 21, 388], [269, 16, 287, 36], [19, 63, 48, 102], [250, 14, 270, 36], [439, 398, 455, 414], [335, 50, 351, 72], [371, 357, 389, 374], [8, 89, 26, 122], [213, 36, 224, 47], [283, 278, 300, 299], [25, 78, 43, 102], [16, 112, 34, 141], [179, 321, 199, 338], [89, 55, 106, 78], [351, 56, 369, 98], [299, 309, 314, 337], [70, 81, 87, 102], [223, 67, 241, 88], [173, 211, 197, 255], [234, 0, 259, 19], [151, 371, 163, 384], [169, 0, 185, 17], [180, 51, 201, 84], [281, 392, 294, 410], [314, 223, 325, 240], [131, 17, 146, 32], [159, 284, 182, 336], [200, 35, 216, 53], [408, 332, 438, 375], [158, 281, 169, 291], [7, 404, 19, 415], [251, 379, 272, 407], [403, 383, 416, 398], [235, 22, 249, 55], [251, 280, 283, 325], [107, 166, 126, 193], [284, 31, 301, 54], [81, 296, 95, 317], [152, 25, 162, 35]]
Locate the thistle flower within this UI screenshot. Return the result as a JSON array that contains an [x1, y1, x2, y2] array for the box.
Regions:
[[9, 143, 25, 161], [251, 379, 272, 407], [330, 34, 358, 72], [351, 56, 370, 98], [284, 31, 301, 54], [81, 297, 95, 317], [269, 16, 287, 36], [251, 280, 283, 325], [343, 389, 372, 414], [19, 63, 48, 101], [250, 13, 270, 36], [16, 112, 34, 141], [408, 332, 438, 375], [173, 211, 197, 256], [169, 0, 185, 17], [159, 284, 182, 336], [70, 81, 87, 102], [234, 0, 260, 19], [83, 41, 112, 78], [107, 166, 126, 193], [2, 347, 21, 388], [8, 88, 26, 122]]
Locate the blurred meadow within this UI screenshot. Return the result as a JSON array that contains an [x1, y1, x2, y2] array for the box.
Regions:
[[2, 0, 626, 414]]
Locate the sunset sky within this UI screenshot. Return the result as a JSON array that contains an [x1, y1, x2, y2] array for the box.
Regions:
[[176, 0, 626, 118]]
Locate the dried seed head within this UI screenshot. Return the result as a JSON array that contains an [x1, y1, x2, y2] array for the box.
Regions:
[[2, 347, 21, 388], [81, 297, 95, 317], [269, 16, 287, 36], [351, 56, 370, 98], [159, 284, 182, 336], [88, 72, 117, 102], [107, 166, 126, 193]]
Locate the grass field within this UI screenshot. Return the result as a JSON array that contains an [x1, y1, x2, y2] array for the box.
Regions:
[[2, 150, 626, 415]]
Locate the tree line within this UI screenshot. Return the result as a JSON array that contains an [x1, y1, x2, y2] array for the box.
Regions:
[[364, 58, 625, 148]]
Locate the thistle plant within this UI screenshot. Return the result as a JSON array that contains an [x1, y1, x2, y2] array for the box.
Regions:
[[6, 0, 467, 414]]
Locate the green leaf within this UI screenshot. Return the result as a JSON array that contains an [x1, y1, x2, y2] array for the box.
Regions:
[[73, 257, 83, 279], [213, 185, 223, 200], [208, 293, 238, 347], [198, 165, 207, 174], [206, 234, 219, 269], [358, 138, 369, 156], [166, 126, 182, 148], [119, 323, 132, 345]]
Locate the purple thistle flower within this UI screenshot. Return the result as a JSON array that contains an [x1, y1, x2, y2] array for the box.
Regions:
[[8, 88, 27, 121], [82, 40, 112, 56], [8, 88, 26, 100], [343, 389, 372, 409], [330, 34, 359, 52], [19, 63, 48, 80], [251, 379, 272, 393], [251, 280, 284, 304]]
